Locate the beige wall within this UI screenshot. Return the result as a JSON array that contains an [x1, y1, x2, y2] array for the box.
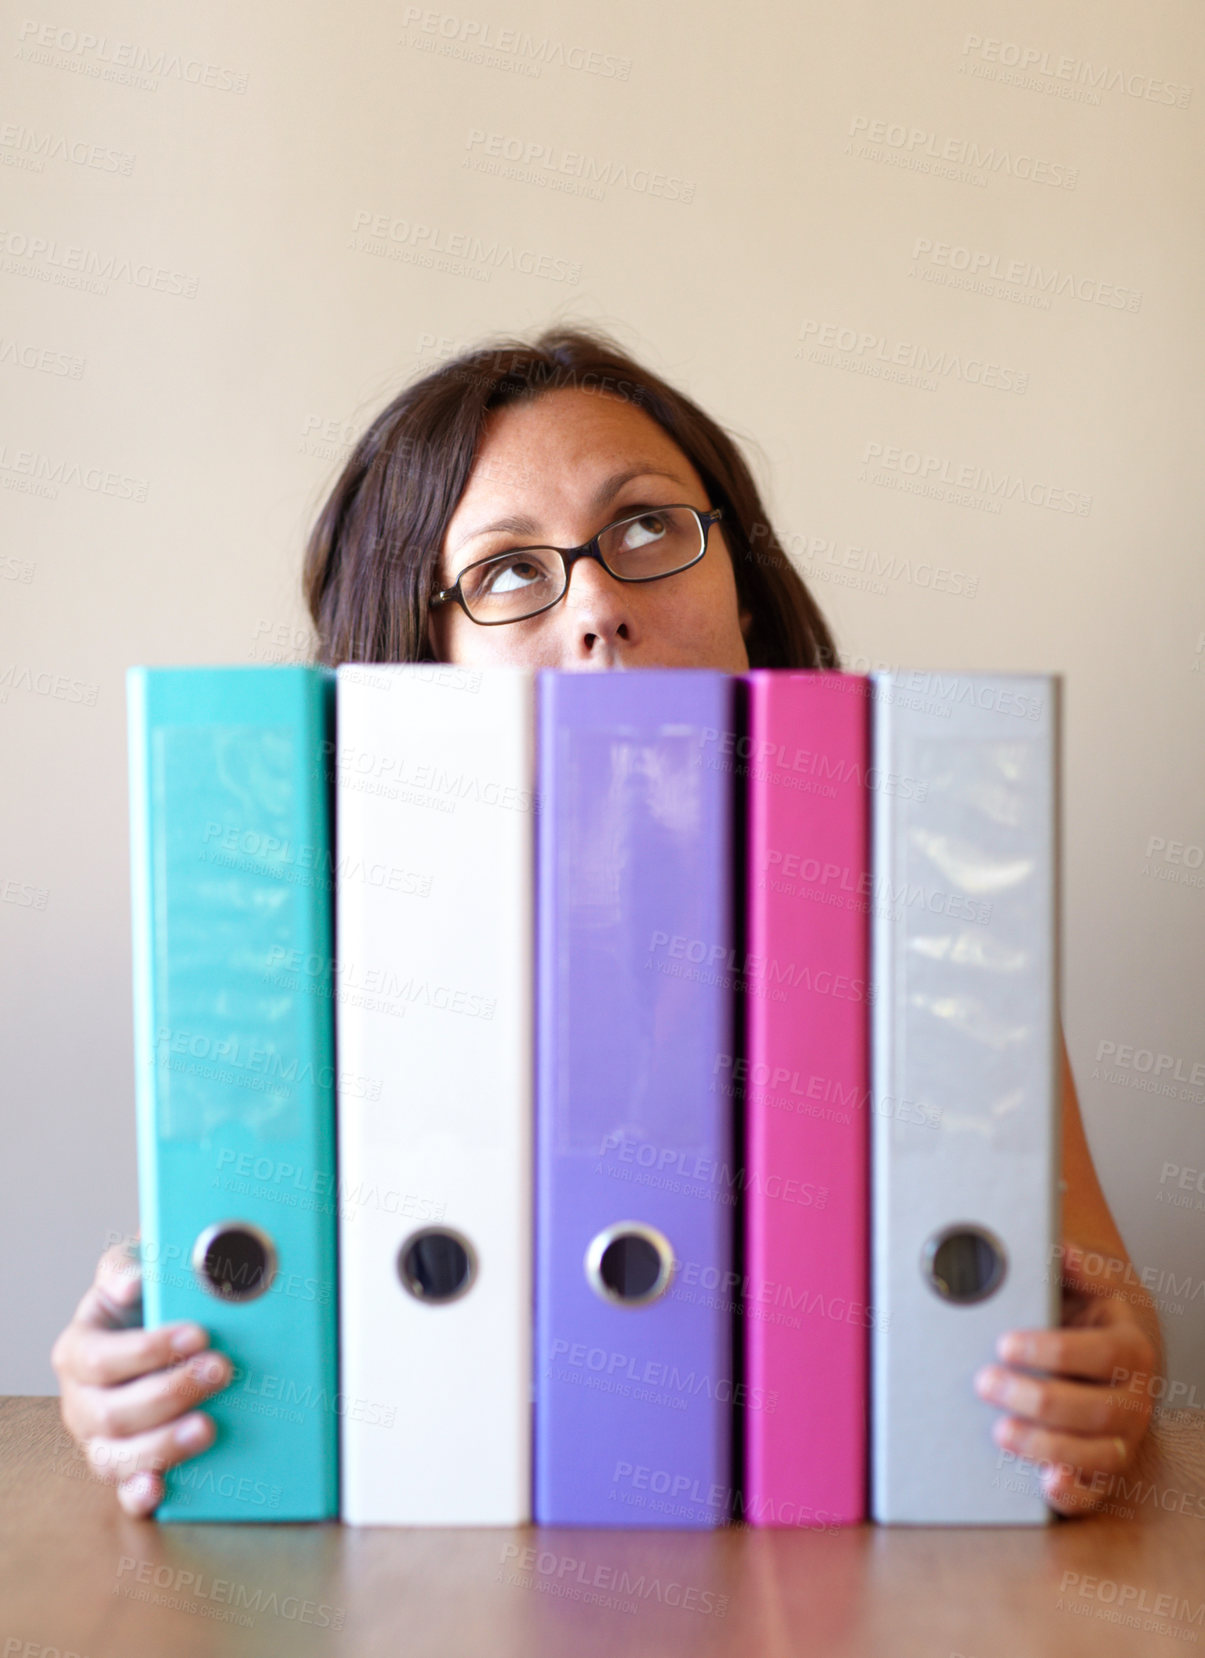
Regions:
[[2, 1, 1202, 1397]]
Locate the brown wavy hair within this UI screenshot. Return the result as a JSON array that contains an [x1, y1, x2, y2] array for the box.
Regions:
[[303, 326, 837, 669]]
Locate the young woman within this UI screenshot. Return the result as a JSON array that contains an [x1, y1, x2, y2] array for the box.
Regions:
[[52, 327, 1162, 1519]]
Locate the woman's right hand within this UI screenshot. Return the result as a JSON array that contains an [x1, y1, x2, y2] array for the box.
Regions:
[[51, 1239, 233, 1517]]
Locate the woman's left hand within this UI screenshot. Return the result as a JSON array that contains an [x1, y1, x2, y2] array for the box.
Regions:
[[973, 1244, 1160, 1515]]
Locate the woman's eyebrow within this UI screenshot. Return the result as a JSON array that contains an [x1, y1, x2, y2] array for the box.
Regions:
[[588, 465, 689, 512], [450, 466, 689, 555]]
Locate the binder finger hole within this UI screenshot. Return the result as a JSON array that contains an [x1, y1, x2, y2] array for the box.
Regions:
[[397, 1228, 477, 1304], [924, 1225, 1007, 1304], [585, 1223, 675, 1307], [192, 1222, 277, 1302]]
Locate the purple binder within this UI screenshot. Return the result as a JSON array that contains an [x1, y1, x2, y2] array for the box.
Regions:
[[536, 670, 735, 1527]]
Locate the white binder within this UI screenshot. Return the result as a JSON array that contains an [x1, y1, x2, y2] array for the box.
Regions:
[[870, 672, 1061, 1524], [336, 664, 533, 1525]]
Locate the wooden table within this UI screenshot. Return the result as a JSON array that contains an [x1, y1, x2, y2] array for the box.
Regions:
[[3, 1397, 1204, 1657]]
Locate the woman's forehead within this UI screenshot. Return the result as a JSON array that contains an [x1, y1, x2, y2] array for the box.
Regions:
[[436, 389, 707, 578], [468, 386, 696, 493]]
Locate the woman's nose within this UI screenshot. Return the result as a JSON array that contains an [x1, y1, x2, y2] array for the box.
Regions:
[[558, 555, 637, 661]]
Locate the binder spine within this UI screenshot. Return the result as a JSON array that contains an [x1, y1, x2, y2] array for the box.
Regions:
[[870, 672, 1061, 1525], [743, 671, 869, 1526], [535, 670, 734, 1528], [336, 664, 533, 1526], [128, 667, 338, 1522]]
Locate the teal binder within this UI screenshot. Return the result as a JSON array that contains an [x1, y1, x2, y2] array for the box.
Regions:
[[127, 666, 338, 1521]]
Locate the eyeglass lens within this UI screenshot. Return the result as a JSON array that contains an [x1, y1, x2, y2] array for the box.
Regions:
[[457, 506, 705, 623]]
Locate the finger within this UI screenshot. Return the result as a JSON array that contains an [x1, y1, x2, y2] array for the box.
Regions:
[[75, 1350, 233, 1440], [85, 1411, 216, 1486], [73, 1243, 145, 1331], [993, 1323, 1155, 1383], [990, 1413, 1126, 1518], [1041, 1468, 1114, 1518], [990, 1415, 1132, 1480], [974, 1366, 1145, 1439], [57, 1318, 212, 1389], [1039, 1449, 1134, 1518], [117, 1471, 165, 1518]]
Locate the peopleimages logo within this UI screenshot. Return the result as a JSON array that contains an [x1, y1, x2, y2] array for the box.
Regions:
[[0, 227, 199, 298], [464, 129, 694, 203], [548, 1338, 777, 1413], [0, 333, 85, 377], [862, 441, 1091, 516], [153, 1026, 380, 1097], [1056, 1571, 1205, 1638], [15, 19, 251, 92], [1095, 1039, 1205, 1088], [960, 34, 1192, 109], [714, 1055, 942, 1131], [496, 1541, 727, 1616], [848, 115, 1078, 189], [0, 663, 99, 705], [113, 1556, 345, 1625], [199, 821, 432, 897], [757, 849, 993, 926], [399, 9, 632, 80], [698, 724, 930, 797], [799, 319, 1028, 395], [647, 929, 873, 1006], [1141, 834, 1205, 893], [596, 1128, 830, 1210], [0, 121, 136, 175], [349, 211, 581, 285], [0, 442, 148, 502], [325, 733, 535, 813], [910, 237, 1141, 313]]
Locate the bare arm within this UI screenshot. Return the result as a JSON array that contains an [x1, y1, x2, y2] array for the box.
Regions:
[[1058, 1029, 1164, 1373], [972, 1026, 1164, 1515]]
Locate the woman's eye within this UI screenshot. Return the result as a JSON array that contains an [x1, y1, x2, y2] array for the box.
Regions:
[[618, 514, 668, 551], [476, 556, 546, 594]]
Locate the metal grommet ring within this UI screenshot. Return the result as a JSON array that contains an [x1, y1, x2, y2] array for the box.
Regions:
[[397, 1227, 478, 1305], [191, 1221, 278, 1303], [922, 1224, 1008, 1304], [585, 1222, 675, 1307]]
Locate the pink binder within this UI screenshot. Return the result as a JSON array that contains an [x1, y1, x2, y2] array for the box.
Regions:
[[743, 671, 869, 1526]]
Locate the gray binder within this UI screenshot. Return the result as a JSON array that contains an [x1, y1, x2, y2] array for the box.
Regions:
[[871, 672, 1061, 1524]]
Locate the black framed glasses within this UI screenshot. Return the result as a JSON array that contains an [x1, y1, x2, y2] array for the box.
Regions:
[[429, 503, 724, 627]]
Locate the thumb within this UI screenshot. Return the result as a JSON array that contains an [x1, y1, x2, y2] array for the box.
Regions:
[[73, 1238, 144, 1331], [118, 1471, 164, 1518]]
